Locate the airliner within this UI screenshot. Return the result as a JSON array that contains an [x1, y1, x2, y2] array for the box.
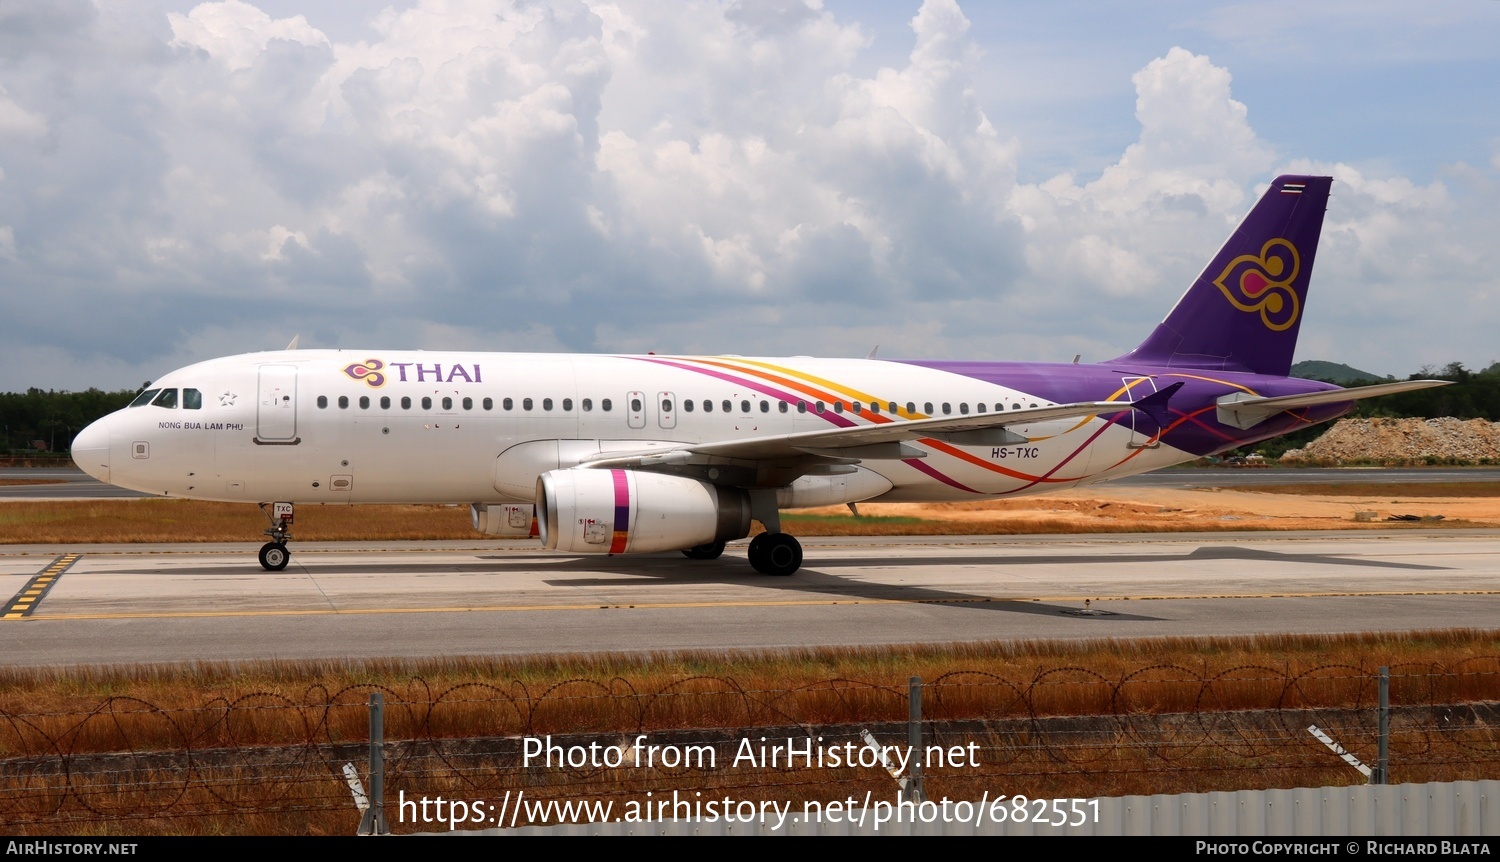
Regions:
[[69, 175, 1445, 575]]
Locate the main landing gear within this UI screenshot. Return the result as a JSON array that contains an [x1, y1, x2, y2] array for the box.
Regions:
[[748, 532, 802, 576], [681, 542, 727, 560], [681, 533, 802, 575], [257, 501, 294, 571], [739, 490, 803, 576]]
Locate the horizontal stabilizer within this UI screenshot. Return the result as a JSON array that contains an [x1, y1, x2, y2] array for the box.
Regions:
[[1215, 380, 1451, 430], [1131, 382, 1185, 428]]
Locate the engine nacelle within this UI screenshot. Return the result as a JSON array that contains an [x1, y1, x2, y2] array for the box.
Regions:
[[470, 502, 538, 537], [537, 469, 751, 554]]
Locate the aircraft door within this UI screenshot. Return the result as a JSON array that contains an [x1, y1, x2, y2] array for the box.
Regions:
[[1120, 376, 1160, 449], [657, 391, 676, 429], [257, 365, 299, 443]]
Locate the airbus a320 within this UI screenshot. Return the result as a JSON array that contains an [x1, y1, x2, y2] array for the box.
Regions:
[[70, 175, 1444, 575]]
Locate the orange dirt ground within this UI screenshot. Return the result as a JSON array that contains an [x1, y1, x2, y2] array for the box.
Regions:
[[804, 483, 1500, 532]]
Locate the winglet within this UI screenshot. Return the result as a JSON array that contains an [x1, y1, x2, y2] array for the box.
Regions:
[[1131, 382, 1184, 427]]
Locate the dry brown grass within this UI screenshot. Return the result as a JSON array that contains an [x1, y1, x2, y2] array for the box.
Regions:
[[0, 499, 1252, 544], [2, 630, 1495, 745], [1242, 481, 1500, 497], [2, 630, 1496, 834], [0, 500, 474, 543]]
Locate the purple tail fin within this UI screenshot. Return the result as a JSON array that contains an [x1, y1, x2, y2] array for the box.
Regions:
[[1111, 175, 1332, 377]]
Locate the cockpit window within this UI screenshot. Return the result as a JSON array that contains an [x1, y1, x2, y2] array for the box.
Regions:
[[183, 388, 202, 410], [150, 389, 179, 409], [129, 389, 161, 408]]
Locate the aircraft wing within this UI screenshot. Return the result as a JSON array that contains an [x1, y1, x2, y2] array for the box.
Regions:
[[581, 396, 1142, 473], [1215, 380, 1451, 430]]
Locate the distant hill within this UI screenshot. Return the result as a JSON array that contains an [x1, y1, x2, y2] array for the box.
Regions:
[[1290, 360, 1387, 384]]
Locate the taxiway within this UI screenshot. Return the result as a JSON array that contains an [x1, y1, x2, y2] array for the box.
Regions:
[[1, 531, 1496, 665]]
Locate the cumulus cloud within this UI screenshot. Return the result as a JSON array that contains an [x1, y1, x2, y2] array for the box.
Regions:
[[0, 0, 1495, 391], [168, 0, 328, 71]]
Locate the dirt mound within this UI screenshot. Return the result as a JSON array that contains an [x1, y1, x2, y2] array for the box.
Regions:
[[1280, 417, 1500, 465]]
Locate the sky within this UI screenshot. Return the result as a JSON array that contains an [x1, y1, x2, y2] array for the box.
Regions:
[[1, 0, 1497, 392]]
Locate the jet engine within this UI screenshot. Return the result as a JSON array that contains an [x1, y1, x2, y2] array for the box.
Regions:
[[536, 468, 751, 554]]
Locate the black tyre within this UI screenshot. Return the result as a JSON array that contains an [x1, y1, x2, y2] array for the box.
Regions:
[[259, 541, 290, 571], [747, 532, 770, 570], [750, 532, 801, 576]]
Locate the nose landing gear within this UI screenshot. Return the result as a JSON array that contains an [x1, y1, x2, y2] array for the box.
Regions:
[[257, 501, 294, 571]]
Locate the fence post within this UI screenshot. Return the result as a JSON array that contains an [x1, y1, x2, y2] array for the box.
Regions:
[[357, 692, 389, 835], [1375, 666, 1390, 786], [907, 676, 924, 803]]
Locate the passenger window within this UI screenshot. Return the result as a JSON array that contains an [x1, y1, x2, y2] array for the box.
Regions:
[[442, 397, 453, 410], [975, 403, 984, 413], [483, 397, 493, 410], [888, 402, 897, 414], [563, 398, 573, 411], [151, 389, 178, 409], [543, 398, 553, 411], [924, 402, 933, 415], [797, 401, 806, 414], [381, 396, 391, 409], [869, 402, 879, 415], [759, 400, 768, 413], [631, 397, 642, 412], [359, 396, 369, 409], [339, 396, 349, 409], [833, 402, 844, 414], [815, 402, 825, 414], [704, 400, 713, 413], [421, 397, 432, 410], [317, 395, 328, 409], [722, 400, 732, 413], [602, 398, 612, 412], [582, 398, 592, 411], [960, 403, 968, 415], [129, 389, 160, 408], [740, 400, 750, 413], [184, 389, 202, 409], [462, 397, 471, 410], [503, 398, 513, 410], [906, 402, 916, 415], [401, 397, 412, 409], [523, 398, 533, 410], [778, 401, 788, 413], [683, 400, 694, 413], [852, 402, 862, 414], [662, 399, 673, 412], [995, 403, 1004, 411]]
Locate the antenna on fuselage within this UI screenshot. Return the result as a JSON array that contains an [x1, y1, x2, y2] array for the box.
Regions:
[[285, 335, 300, 350], [867, 345, 880, 359]]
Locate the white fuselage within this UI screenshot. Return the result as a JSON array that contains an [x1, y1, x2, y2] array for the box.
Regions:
[[71, 349, 1195, 508]]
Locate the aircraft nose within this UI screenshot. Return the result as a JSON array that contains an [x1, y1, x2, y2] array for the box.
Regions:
[[71, 418, 111, 483]]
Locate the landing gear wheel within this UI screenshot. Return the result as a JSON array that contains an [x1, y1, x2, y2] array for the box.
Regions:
[[749, 532, 802, 576], [682, 542, 727, 560], [259, 541, 290, 571], [747, 533, 770, 571]]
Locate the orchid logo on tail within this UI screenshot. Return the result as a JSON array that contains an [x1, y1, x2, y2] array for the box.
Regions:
[[1212, 238, 1301, 331], [342, 358, 386, 388]]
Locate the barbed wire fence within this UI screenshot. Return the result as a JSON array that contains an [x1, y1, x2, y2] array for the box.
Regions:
[[1, 661, 1496, 834]]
